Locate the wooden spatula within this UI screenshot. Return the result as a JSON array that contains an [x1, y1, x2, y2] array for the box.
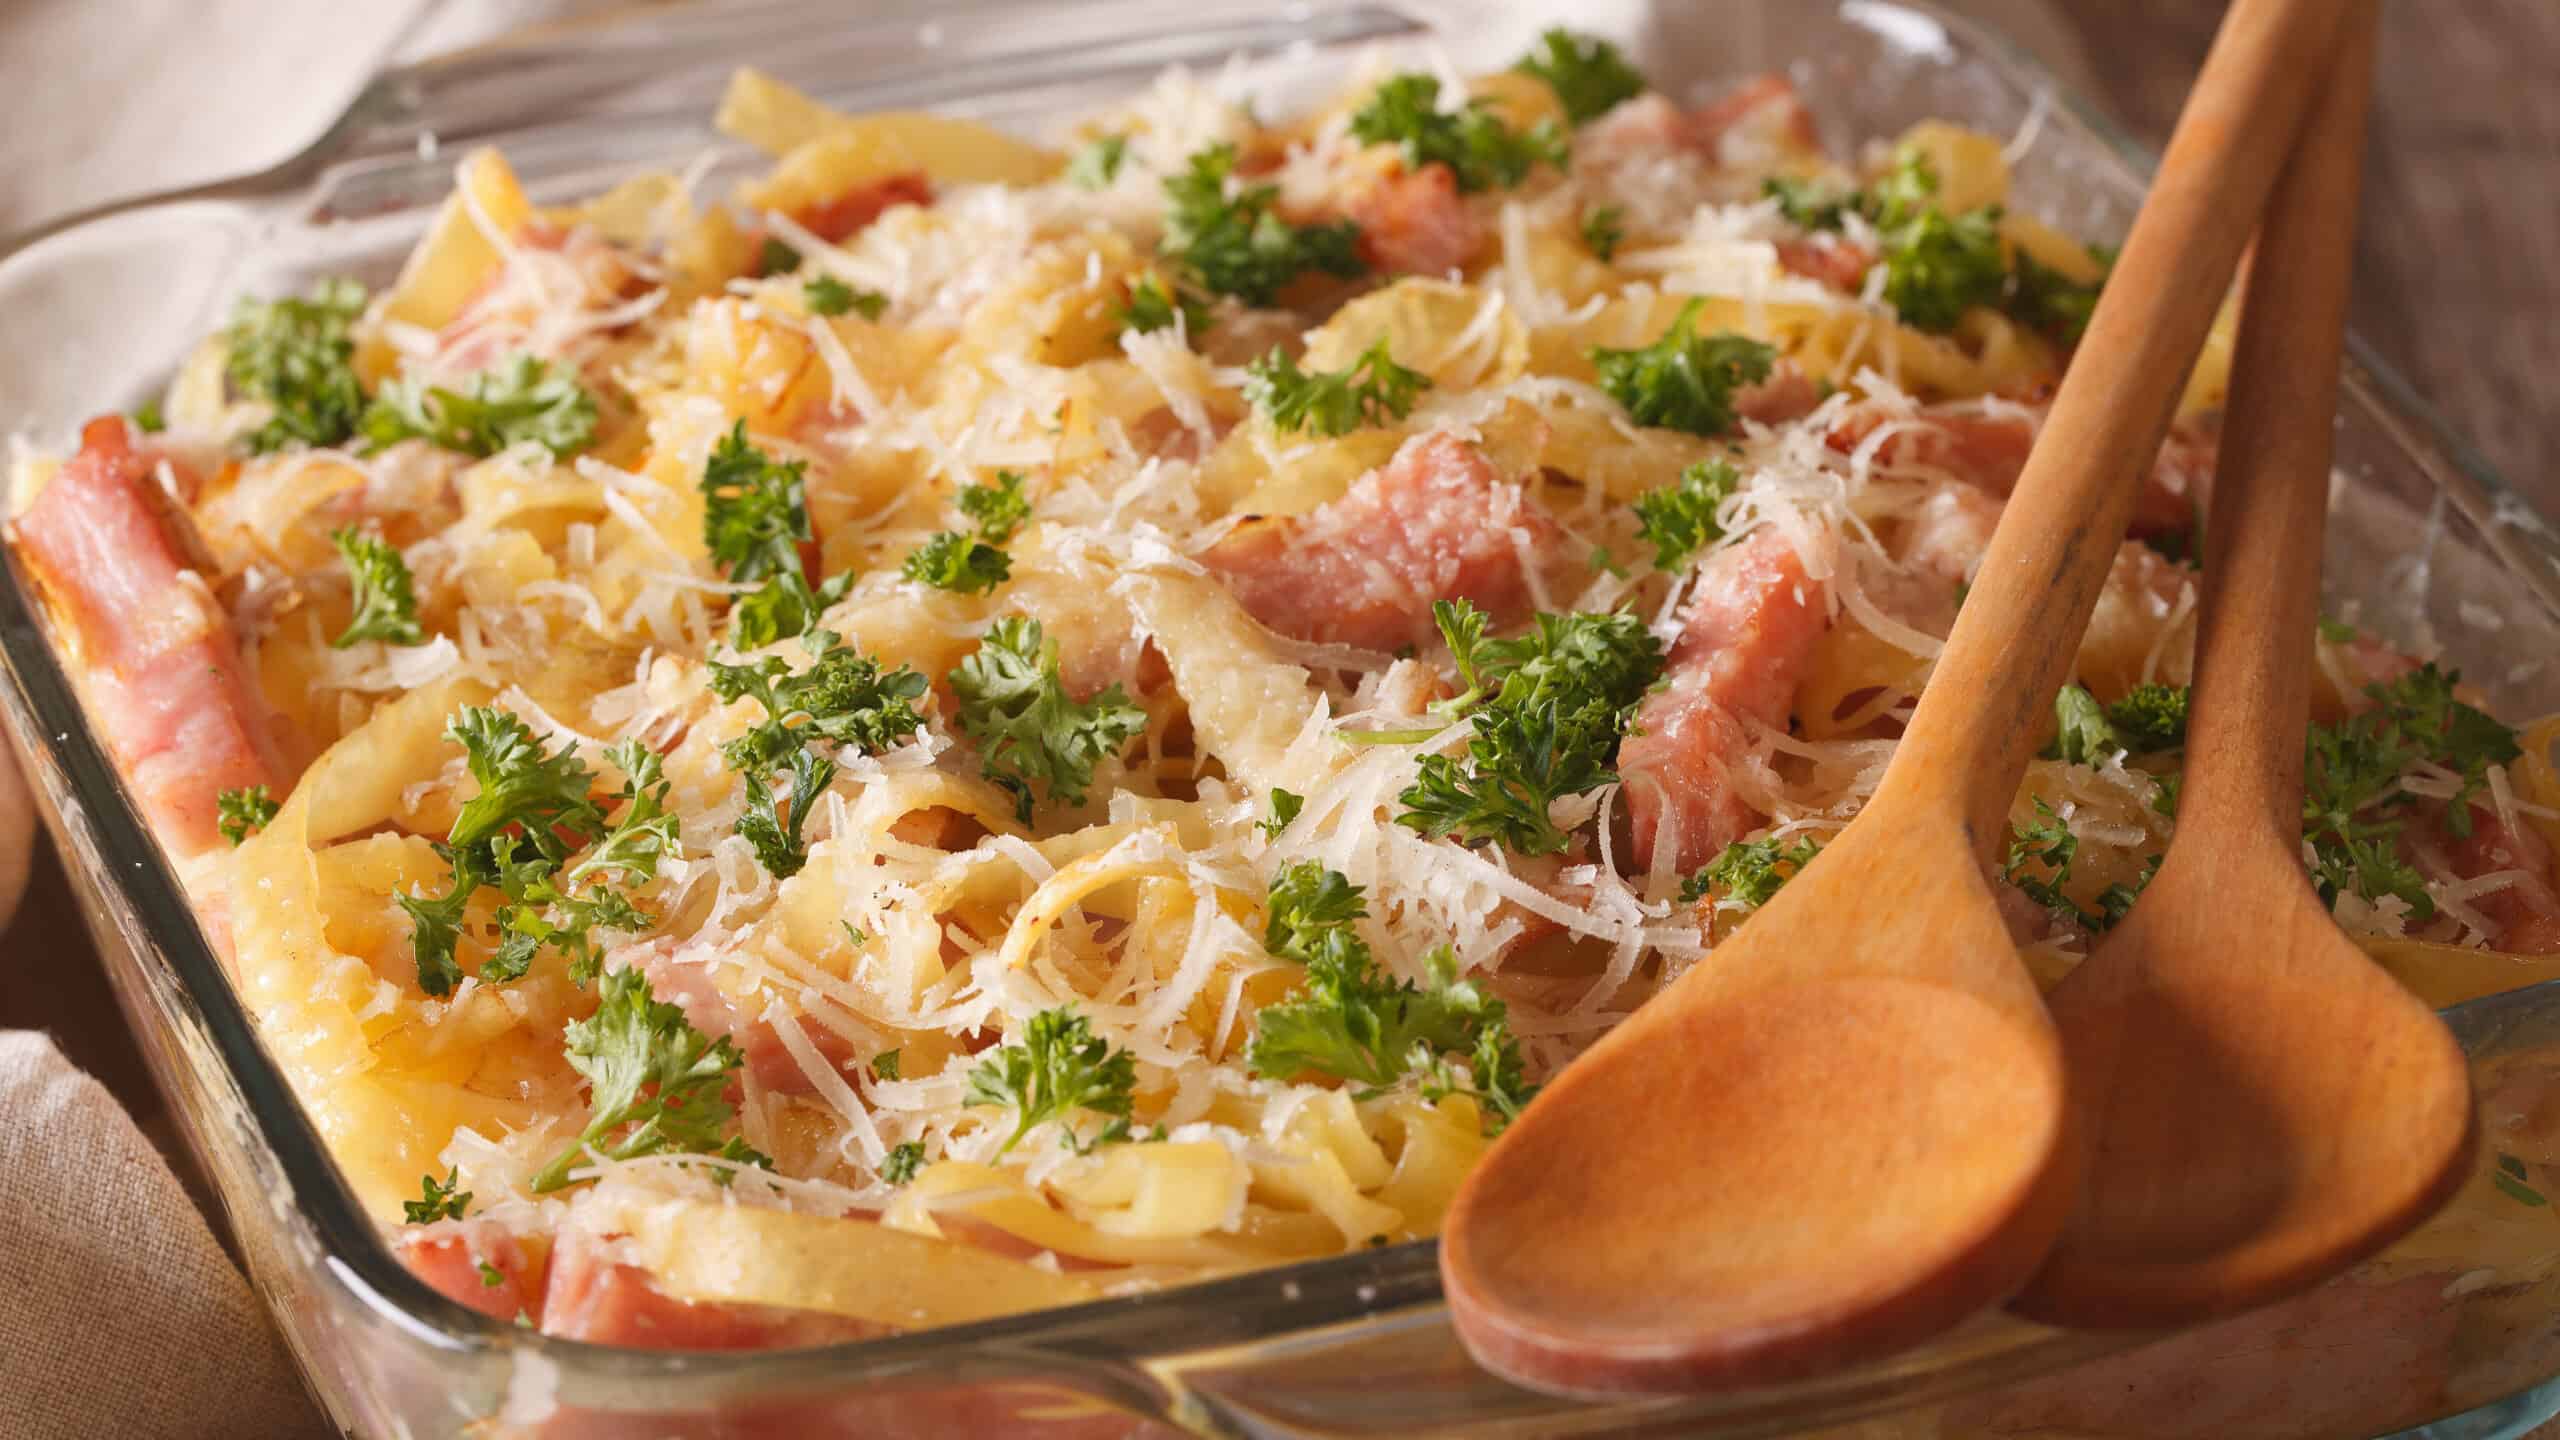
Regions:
[[1440, 0, 2354, 1397], [2010, 0, 2476, 1328]]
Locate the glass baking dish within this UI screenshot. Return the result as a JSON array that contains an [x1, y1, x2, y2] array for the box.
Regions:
[[7, 0, 2560, 1434]]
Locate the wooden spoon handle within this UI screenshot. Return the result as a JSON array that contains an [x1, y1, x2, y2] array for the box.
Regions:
[[1883, 0, 2348, 858], [2179, 4, 2378, 844]]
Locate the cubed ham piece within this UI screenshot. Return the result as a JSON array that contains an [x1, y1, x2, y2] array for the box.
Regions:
[[436, 224, 654, 374], [1350, 163, 1485, 277], [1199, 432, 1569, 653], [540, 1225, 889, 1350], [1685, 74, 1825, 162], [12, 417, 279, 852], [1731, 360, 1825, 428], [2335, 628, 2423, 693], [1774, 233, 1877, 293], [1124, 405, 1231, 464], [398, 1219, 546, 1322], [2419, 803, 2560, 954], [624, 939, 861, 1097], [1578, 93, 1694, 162], [1828, 401, 2211, 541], [1619, 529, 1832, 874], [791, 172, 933, 249], [1583, 76, 1826, 167]]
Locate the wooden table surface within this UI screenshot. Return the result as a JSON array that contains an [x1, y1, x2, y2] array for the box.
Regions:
[[0, 0, 2553, 1418], [2069, 1, 2560, 495]]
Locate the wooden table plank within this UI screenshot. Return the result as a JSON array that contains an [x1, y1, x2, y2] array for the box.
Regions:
[[2062, 1, 2560, 504]]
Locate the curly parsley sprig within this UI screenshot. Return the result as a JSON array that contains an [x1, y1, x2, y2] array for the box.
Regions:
[[1118, 274, 1211, 338], [2003, 798, 2149, 933], [1067, 135, 1128, 190], [2303, 664, 2518, 917], [699, 421, 847, 646], [530, 966, 766, 1193], [1879, 205, 2010, 333], [1391, 602, 1664, 856], [216, 786, 279, 846], [966, 1006, 1140, 1154], [702, 421, 811, 584], [404, 1168, 472, 1224], [1348, 73, 1566, 193], [1511, 28, 1646, 127], [950, 617, 1148, 822], [1631, 459, 1741, 573], [710, 629, 931, 878], [1681, 834, 1824, 913], [903, 470, 1031, 595], [224, 278, 369, 454], [1590, 297, 1777, 437], [1160, 144, 1365, 305], [362, 353, 597, 459], [1580, 205, 1625, 261], [803, 274, 888, 320], [2046, 683, 2190, 764], [880, 1141, 927, 1185], [397, 710, 674, 994], [329, 526, 425, 648], [1247, 863, 1533, 1133], [1244, 338, 1430, 437], [1770, 146, 2110, 343]]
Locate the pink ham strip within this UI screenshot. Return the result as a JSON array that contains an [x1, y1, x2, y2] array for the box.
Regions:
[[617, 936, 862, 1097], [2421, 803, 2560, 955], [1200, 432, 1569, 654], [1828, 401, 2214, 542], [13, 417, 278, 852], [1619, 529, 1831, 874], [1349, 163, 1485, 278], [398, 1220, 546, 1323]]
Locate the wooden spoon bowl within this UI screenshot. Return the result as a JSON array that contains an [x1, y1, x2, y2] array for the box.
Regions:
[[2014, 844, 2474, 1323], [1448, 955, 2070, 1392], [2013, 1, 2475, 1323]]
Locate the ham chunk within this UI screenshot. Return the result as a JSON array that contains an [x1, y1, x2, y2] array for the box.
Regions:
[[1580, 77, 1824, 168], [1350, 163, 1485, 277], [792, 171, 933, 248], [1829, 401, 2211, 541], [1200, 432, 1568, 653], [626, 939, 861, 1096], [1686, 74, 1825, 163], [1775, 234, 1877, 293], [1619, 530, 1831, 874], [1578, 94, 1694, 164], [1731, 360, 1825, 428], [398, 1220, 545, 1323], [13, 417, 278, 852], [2419, 803, 2560, 954]]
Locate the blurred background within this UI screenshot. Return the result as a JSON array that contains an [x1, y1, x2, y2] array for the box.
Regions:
[[0, 0, 2552, 1190]]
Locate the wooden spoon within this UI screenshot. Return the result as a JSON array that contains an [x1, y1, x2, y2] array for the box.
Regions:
[[2010, 1, 2476, 1328], [1440, 0, 2351, 1397]]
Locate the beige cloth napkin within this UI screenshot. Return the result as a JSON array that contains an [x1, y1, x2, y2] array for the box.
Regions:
[[0, 1032, 325, 1440], [0, 3, 2119, 1437]]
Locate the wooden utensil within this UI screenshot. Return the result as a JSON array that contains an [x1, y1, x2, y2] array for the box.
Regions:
[[2010, 1, 2475, 1328], [1440, 0, 2352, 1397]]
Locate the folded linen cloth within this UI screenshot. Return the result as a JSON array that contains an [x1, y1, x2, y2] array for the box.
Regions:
[[0, 1030, 329, 1439]]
